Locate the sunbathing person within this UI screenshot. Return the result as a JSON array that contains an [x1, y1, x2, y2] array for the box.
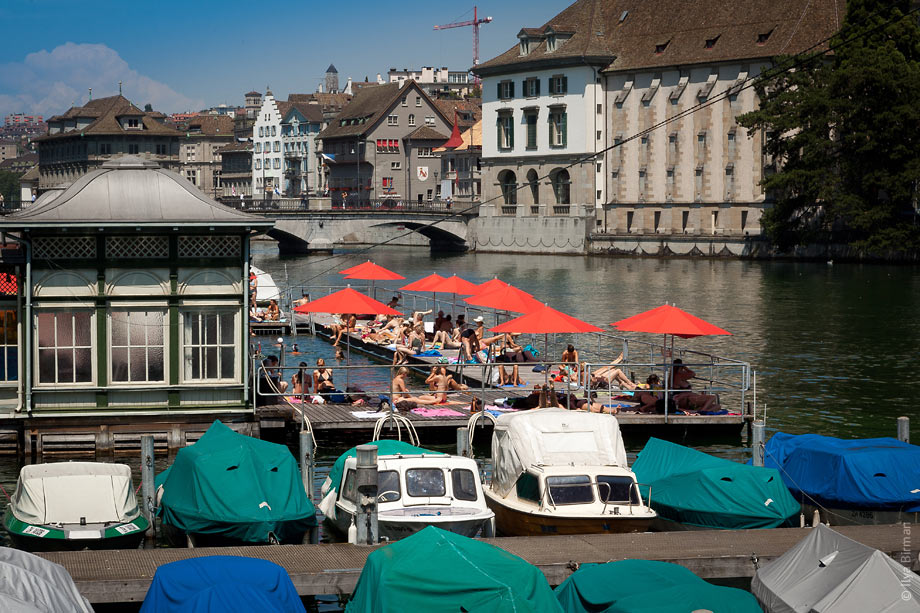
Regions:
[[459, 325, 481, 362], [313, 358, 335, 394], [499, 364, 525, 386], [412, 308, 432, 325], [332, 314, 357, 347], [392, 367, 443, 404], [265, 299, 281, 321], [573, 392, 611, 413], [291, 362, 311, 395], [393, 323, 426, 365], [633, 374, 664, 413], [671, 359, 721, 412]]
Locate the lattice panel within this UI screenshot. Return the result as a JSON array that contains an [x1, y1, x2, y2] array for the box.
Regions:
[[0, 272, 17, 296], [33, 237, 96, 259], [106, 236, 169, 259], [178, 235, 240, 258]]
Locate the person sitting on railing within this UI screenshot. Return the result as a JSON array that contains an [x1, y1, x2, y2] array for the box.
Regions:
[[265, 299, 280, 321], [671, 359, 721, 412], [313, 358, 335, 394], [291, 362, 311, 396]]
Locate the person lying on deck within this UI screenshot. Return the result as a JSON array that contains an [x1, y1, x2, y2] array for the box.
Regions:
[[633, 374, 663, 413], [591, 354, 639, 390], [671, 359, 721, 412], [313, 358, 335, 394], [392, 367, 444, 405], [572, 391, 612, 413]]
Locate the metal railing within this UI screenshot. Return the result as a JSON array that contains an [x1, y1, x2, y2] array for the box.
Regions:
[[541, 479, 652, 516]]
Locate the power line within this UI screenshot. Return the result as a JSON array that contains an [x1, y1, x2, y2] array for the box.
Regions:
[[282, 4, 919, 288]]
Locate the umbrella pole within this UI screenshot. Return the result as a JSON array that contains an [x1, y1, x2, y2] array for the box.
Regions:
[[544, 333, 549, 395], [346, 332, 351, 391]]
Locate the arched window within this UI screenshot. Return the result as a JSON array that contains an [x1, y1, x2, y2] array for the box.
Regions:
[[408, 114, 416, 127], [526, 169, 539, 204], [551, 168, 570, 205], [498, 170, 517, 205]]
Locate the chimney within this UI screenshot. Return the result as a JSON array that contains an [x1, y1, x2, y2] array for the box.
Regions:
[[344, 77, 353, 95]]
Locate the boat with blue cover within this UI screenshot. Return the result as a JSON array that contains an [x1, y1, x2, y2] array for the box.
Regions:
[[762, 432, 920, 525], [632, 437, 799, 530], [156, 420, 317, 546]]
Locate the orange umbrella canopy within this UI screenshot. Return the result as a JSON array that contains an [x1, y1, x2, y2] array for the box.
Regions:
[[338, 260, 370, 275], [491, 304, 604, 334], [476, 277, 513, 294], [611, 304, 731, 339], [293, 287, 402, 316], [343, 262, 405, 281], [400, 273, 446, 291], [465, 285, 541, 314], [426, 274, 480, 295]]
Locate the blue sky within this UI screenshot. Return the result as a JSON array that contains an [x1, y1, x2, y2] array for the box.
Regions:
[[0, 0, 563, 118]]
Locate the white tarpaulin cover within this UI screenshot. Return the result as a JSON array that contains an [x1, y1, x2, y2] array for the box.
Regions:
[[11, 462, 139, 525], [490, 408, 628, 498], [0, 547, 92, 612], [251, 265, 281, 303], [752, 523, 920, 613]]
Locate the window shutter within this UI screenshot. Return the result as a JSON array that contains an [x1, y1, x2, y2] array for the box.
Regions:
[[562, 76, 568, 93], [561, 113, 567, 147], [509, 117, 514, 149], [536, 79, 541, 96], [522, 79, 527, 95], [510, 81, 515, 98], [497, 82, 502, 100], [548, 78, 555, 95], [497, 116, 502, 150]]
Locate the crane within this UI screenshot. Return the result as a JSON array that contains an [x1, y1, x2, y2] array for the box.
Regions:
[[434, 6, 493, 85]]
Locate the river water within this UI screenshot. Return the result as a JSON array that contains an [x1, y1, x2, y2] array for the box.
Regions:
[[0, 246, 917, 570]]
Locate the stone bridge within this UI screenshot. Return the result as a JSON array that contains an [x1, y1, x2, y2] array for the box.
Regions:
[[260, 210, 474, 254]]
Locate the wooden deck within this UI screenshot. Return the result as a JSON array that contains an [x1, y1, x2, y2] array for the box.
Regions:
[[38, 524, 917, 604]]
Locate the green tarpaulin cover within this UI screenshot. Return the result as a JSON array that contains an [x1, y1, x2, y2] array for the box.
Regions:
[[555, 559, 761, 613], [325, 440, 444, 496], [156, 420, 316, 543], [346, 526, 562, 613], [632, 438, 799, 530]]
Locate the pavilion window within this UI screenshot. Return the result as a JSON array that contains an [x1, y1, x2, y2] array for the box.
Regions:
[[182, 310, 237, 382], [110, 310, 165, 383], [0, 308, 17, 382], [36, 310, 93, 384]]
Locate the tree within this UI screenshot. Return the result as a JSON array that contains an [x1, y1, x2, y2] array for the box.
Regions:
[[739, 0, 920, 254], [0, 170, 21, 207], [144, 103, 153, 112]]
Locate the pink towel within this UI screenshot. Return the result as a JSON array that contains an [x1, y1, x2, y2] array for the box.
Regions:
[[411, 407, 465, 417]]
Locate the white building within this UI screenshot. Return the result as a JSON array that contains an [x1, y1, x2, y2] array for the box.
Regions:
[[388, 67, 472, 97], [251, 92, 284, 198], [473, 0, 844, 237]]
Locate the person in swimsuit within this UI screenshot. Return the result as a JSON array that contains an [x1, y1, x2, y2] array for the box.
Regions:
[[459, 325, 481, 362], [291, 362, 310, 395], [392, 367, 443, 404], [313, 358, 335, 394], [499, 364, 525, 386], [671, 359, 721, 412], [265, 299, 281, 321], [591, 353, 639, 390], [332, 314, 356, 347], [634, 374, 663, 413], [393, 323, 425, 365]]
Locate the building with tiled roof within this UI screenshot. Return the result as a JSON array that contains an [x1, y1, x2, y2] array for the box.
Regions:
[[386, 66, 474, 98], [317, 80, 454, 206], [218, 141, 253, 199], [434, 120, 482, 205], [36, 95, 181, 192], [473, 0, 844, 239], [0, 139, 18, 162], [176, 114, 234, 200]]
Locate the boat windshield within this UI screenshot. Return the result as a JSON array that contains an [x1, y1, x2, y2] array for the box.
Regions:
[[546, 475, 594, 505], [451, 468, 477, 501], [406, 468, 446, 497], [379, 470, 400, 502], [597, 475, 640, 504]]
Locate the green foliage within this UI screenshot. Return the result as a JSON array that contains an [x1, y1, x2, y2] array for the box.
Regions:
[[0, 170, 20, 207], [739, 0, 920, 254]]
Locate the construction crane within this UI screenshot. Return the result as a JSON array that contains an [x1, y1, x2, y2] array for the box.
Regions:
[[434, 6, 493, 85]]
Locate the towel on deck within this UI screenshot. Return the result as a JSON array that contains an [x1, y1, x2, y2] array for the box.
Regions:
[[411, 407, 465, 417], [351, 410, 391, 419]]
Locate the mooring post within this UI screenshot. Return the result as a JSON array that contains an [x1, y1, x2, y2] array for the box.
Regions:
[[355, 444, 378, 545], [299, 431, 318, 544], [898, 416, 910, 443], [752, 420, 765, 467], [140, 434, 155, 543], [456, 427, 471, 458]]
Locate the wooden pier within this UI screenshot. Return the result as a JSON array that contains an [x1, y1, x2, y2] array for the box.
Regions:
[[38, 524, 917, 604]]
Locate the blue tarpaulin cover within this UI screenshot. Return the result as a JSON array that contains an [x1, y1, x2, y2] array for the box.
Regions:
[[762, 432, 920, 511], [139, 556, 305, 613]]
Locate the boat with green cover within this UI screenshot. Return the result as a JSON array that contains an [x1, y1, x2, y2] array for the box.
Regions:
[[156, 420, 317, 546], [346, 526, 562, 613], [632, 437, 799, 530], [554, 559, 761, 612], [4, 462, 148, 551]]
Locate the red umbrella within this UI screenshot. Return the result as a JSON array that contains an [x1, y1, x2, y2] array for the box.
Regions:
[[491, 304, 603, 335], [399, 273, 445, 292], [465, 284, 541, 314], [342, 262, 405, 281], [427, 275, 480, 295], [476, 277, 513, 294], [294, 287, 401, 389], [338, 260, 369, 275], [611, 304, 731, 338]]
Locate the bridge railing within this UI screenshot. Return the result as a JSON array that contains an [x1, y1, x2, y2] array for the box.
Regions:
[[222, 197, 477, 216], [331, 199, 472, 214]]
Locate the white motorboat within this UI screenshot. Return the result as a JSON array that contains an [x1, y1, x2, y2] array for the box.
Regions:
[[483, 408, 656, 536], [320, 441, 495, 541]]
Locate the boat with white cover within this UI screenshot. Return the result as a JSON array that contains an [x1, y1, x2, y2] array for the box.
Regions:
[[4, 462, 148, 551], [484, 408, 656, 536], [320, 440, 495, 541]]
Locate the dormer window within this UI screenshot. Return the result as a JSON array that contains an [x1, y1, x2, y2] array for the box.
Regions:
[[705, 36, 720, 49], [757, 29, 773, 45], [125, 118, 140, 129], [655, 41, 669, 55], [520, 38, 530, 55], [547, 36, 556, 52]]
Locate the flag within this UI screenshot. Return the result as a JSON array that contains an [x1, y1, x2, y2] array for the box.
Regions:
[[274, 186, 281, 196], [231, 186, 236, 196]]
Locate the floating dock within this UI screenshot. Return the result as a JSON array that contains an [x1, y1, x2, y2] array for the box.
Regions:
[[39, 524, 916, 604]]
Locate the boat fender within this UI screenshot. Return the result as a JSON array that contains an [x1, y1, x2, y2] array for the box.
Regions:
[[347, 516, 357, 544]]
